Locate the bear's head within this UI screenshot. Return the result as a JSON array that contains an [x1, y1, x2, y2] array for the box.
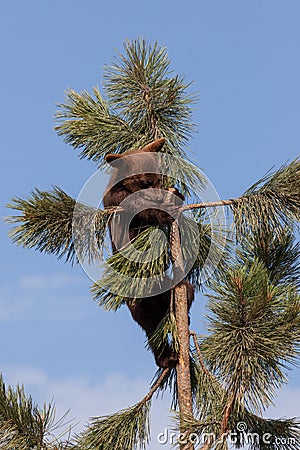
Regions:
[[105, 138, 165, 193]]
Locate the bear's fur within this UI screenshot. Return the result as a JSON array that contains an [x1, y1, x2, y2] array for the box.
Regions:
[[103, 138, 183, 251], [103, 138, 194, 368], [128, 282, 194, 368]]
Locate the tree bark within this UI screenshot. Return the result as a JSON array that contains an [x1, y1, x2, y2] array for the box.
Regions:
[[170, 221, 194, 450]]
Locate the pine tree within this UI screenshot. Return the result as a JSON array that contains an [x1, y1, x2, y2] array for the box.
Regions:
[[5, 38, 300, 449]]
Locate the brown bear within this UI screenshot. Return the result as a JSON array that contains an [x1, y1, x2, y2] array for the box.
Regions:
[[103, 138, 194, 368], [128, 283, 194, 368]]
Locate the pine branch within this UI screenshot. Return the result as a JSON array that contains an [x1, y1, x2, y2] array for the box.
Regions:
[[190, 331, 214, 380], [55, 87, 145, 167], [179, 211, 230, 289], [181, 199, 236, 211], [151, 353, 209, 414], [77, 369, 169, 450], [91, 225, 170, 309], [143, 368, 170, 403], [237, 227, 300, 287], [0, 421, 28, 450], [0, 374, 72, 449], [231, 158, 300, 236], [181, 159, 300, 237], [172, 411, 221, 450], [104, 38, 197, 154], [189, 336, 233, 439], [203, 260, 300, 414], [153, 354, 226, 449], [78, 402, 150, 450], [173, 402, 300, 450], [55, 38, 199, 193], [6, 187, 111, 264]]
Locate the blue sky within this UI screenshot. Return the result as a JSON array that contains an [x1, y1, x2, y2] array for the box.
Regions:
[[1, 0, 299, 447]]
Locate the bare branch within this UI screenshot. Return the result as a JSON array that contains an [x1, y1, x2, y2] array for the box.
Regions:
[[140, 368, 170, 405], [190, 331, 213, 379]]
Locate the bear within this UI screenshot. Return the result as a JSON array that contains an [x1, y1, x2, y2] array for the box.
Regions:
[[103, 138, 194, 368], [128, 282, 194, 368]]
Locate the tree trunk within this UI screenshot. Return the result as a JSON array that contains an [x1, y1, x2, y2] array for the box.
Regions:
[[170, 221, 194, 450]]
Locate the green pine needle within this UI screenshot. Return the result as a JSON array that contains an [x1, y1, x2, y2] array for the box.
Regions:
[[203, 260, 300, 413], [6, 187, 110, 264], [179, 211, 230, 289], [237, 227, 300, 287], [55, 87, 145, 168], [55, 38, 199, 188], [152, 354, 205, 411], [232, 158, 300, 237], [91, 226, 170, 309], [78, 401, 151, 450], [159, 152, 207, 198], [104, 38, 197, 154], [0, 374, 72, 449], [147, 311, 179, 354]]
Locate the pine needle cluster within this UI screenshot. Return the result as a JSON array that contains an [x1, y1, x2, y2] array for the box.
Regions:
[[0, 374, 72, 450], [77, 401, 150, 450], [103, 39, 196, 155], [204, 262, 299, 411], [55, 38, 196, 170], [91, 225, 171, 308], [231, 159, 300, 237], [6, 187, 111, 264], [237, 227, 300, 286], [147, 311, 180, 355], [55, 87, 141, 167]]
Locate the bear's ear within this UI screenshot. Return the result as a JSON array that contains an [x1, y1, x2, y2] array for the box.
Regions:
[[105, 153, 124, 164], [105, 138, 165, 163], [141, 138, 165, 153]]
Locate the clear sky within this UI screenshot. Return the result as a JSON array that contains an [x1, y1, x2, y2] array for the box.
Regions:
[[1, 0, 299, 448]]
